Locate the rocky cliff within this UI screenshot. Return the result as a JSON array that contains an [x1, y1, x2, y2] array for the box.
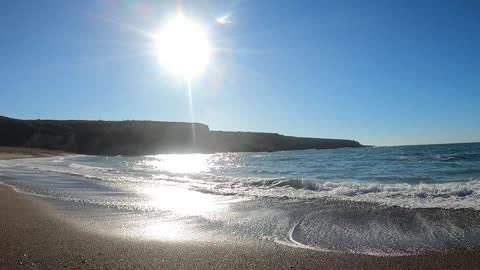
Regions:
[[0, 116, 362, 154]]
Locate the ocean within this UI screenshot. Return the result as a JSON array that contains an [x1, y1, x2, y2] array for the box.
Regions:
[[1, 143, 480, 255]]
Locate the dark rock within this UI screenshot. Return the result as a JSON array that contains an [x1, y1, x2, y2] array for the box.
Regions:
[[0, 116, 363, 155]]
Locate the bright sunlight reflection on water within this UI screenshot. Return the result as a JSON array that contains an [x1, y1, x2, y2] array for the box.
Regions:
[[133, 153, 242, 241], [145, 154, 212, 174], [142, 186, 223, 216]]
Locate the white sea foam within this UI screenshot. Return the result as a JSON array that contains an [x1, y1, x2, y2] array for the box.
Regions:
[[2, 146, 480, 211], [2, 146, 480, 255], [188, 177, 480, 210]]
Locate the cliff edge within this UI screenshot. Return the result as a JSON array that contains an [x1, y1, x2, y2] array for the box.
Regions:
[[0, 116, 362, 155]]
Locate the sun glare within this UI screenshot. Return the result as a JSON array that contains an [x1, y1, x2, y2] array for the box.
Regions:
[[155, 15, 210, 79], [145, 154, 211, 174], [143, 186, 222, 216]]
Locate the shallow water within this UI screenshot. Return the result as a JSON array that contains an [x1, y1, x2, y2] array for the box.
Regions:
[[1, 143, 480, 254]]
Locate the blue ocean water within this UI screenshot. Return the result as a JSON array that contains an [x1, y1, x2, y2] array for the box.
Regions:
[[1, 143, 480, 254]]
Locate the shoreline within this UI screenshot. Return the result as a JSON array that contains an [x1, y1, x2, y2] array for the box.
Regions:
[[0, 146, 71, 160], [1, 185, 480, 269], [2, 148, 480, 269]]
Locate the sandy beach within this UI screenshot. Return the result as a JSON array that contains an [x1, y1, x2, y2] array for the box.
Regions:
[[2, 0, 479, 267], [0, 146, 70, 160], [1, 148, 480, 269], [2, 185, 480, 270]]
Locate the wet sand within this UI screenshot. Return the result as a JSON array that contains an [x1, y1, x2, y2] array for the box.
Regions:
[[1, 149, 480, 269]]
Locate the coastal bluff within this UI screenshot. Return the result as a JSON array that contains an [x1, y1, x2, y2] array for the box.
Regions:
[[0, 116, 362, 155]]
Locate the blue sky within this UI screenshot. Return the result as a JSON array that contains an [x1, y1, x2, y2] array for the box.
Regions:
[[1, 0, 479, 146]]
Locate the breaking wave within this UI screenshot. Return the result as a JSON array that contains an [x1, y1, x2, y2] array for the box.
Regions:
[[2, 142, 480, 210]]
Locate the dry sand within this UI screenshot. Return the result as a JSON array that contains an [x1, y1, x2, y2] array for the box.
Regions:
[[1, 148, 480, 269]]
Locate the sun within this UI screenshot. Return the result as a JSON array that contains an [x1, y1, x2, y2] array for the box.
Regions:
[[155, 15, 210, 79]]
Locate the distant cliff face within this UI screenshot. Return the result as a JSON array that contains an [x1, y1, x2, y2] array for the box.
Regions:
[[0, 116, 362, 155], [209, 131, 362, 152]]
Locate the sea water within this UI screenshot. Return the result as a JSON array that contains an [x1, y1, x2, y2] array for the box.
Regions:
[[1, 143, 480, 254]]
